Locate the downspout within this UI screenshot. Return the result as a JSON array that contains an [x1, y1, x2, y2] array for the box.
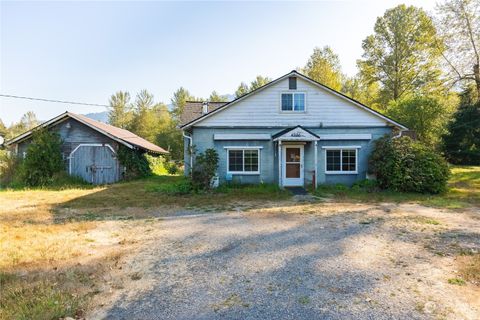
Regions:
[[182, 130, 193, 176], [392, 128, 406, 139]]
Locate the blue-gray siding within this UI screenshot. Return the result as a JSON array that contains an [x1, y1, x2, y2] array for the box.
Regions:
[[16, 118, 121, 184], [185, 126, 392, 186]]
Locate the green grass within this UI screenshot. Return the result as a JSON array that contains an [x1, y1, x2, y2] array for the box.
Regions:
[[313, 165, 480, 209], [448, 278, 466, 286]]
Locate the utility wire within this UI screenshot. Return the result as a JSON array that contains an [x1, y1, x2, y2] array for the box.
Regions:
[[0, 94, 108, 107]]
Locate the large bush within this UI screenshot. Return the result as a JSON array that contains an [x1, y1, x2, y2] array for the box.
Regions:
[[117, 146, 152, 180], [191, 148, 218, 190], [22, 129, 64, 186], [0, 150, 22, 187], [369, 136, 450, 194]]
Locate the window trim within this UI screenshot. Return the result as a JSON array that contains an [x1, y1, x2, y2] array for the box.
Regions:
[[280, 92, 307, 113], [225, 147, 261, 175], [323, 146, 360, 175]]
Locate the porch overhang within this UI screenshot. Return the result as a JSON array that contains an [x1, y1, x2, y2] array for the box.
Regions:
[[272, 126, 320, 142]]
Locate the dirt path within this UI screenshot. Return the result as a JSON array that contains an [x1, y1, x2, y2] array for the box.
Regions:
[[90, 202, 480, 320]]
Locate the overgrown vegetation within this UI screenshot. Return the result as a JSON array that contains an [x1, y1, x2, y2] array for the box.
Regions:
[[117, 145, 152, 180], [191, 148, 219, 190], [369, 136, 450, 194]]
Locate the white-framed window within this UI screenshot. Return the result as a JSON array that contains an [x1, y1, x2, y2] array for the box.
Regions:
[[281, 92, 305, 112], [325, 148, 358, 174], [226, 147, 261, 174]]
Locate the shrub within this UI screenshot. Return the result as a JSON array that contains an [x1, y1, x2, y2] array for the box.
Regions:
[[117, 146, 152, 180], [22, 129, 64, 187], [369, 136, 450, 194], [191, 148, 218, 190], [0, 151, 22, 187], [164, 161, 180, 175]]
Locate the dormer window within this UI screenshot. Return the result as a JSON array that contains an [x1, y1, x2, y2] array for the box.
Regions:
[[281, 93, 305, 112]]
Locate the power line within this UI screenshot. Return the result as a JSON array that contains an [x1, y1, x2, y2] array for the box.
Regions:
[[0, 94, 108, 107]]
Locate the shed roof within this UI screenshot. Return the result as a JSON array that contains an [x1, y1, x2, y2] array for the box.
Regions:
[[6, 111, 168, 154]]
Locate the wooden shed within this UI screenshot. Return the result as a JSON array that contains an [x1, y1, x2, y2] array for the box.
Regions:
[[5, 111, 168, 184]]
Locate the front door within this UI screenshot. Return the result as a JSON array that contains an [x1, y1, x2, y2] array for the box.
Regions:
[[282, 145, 304, 186]]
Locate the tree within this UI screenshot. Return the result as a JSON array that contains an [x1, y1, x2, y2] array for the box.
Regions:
[[171, 87, 195, 122], [108, 91, 132, 129], [0, 119, 7, 137], [129, 90, 162, 143], [387, 95, 455, 147], [304, 46, 343, 91], [208, 91, 228, 102], [442, 87, 480, 164], [358, 5, 443, 105], [342, 74, 382, 110], [234, 76, 271, 98], [7, 111, 39, 138], [235, 82, 249, 98], [436, 0, 480, 101]]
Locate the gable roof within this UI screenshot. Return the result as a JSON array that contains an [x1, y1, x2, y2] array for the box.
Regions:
[[5, 111, 168, 154], [272, 125, 320, 141], [180, 70, 408, 130], [180, 101, 228, 126]]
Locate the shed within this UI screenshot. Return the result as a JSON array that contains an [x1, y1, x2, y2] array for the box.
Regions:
[[5, 111, 168, 184]]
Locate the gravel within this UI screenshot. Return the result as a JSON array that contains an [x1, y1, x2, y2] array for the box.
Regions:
[[97, 204, 479, 320]]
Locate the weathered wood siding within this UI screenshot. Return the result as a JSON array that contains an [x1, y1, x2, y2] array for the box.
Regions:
[[17, 118, 121, 184], [70, 145, 119, 184], [197, 77, 388, 127]]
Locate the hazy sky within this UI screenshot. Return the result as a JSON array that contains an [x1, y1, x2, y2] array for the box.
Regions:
[[0, 0, 438, 125]]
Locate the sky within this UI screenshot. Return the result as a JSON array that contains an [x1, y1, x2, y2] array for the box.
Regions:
[[0, 0, 438, 125]]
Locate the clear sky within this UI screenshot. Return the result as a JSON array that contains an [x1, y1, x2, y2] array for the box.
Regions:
[[0, 0, 437, 125]]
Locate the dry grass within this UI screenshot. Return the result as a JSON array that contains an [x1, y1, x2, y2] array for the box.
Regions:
[[458, 254, 480, 286]]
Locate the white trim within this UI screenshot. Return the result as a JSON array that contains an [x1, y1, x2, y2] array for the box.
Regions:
[[322, 145, 362, 149], [279, 91, 307, 113], [214, 134, 271, 140], [324, 148, 358, 175], [278, 141, 282, 187], [282, 145, 304, 187], [180, 71, 408, 130], [314, 141, 318, 189], [68, 143, 116, 175], [273, 126, 320, 142], [319, 134, 371, 140], [223, 146, 263, 150], [226, 147, 261, 175]]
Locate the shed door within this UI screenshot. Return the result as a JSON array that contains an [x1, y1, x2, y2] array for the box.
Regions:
[[70, 145, 118, 184]]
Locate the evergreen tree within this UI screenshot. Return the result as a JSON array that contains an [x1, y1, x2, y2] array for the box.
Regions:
[[108, 91, 132, 129], [442, 88, 480, 164], [171, 87, 195, 123]]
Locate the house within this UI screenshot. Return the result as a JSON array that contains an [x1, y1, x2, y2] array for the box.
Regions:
[[180, 70, 408, 188], [5, 111, 168, 184]]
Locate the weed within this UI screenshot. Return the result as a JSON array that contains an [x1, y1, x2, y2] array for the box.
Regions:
[[298, 296, 311, 305], [448, 278, 466, 285]]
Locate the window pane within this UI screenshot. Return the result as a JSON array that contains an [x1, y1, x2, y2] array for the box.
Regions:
[[228, 150, 243, 172], [289, 77, 297, 90], [294, 93, 305, 111], [281, 94, 293, 111], [342, 150, 356, 171], [326, 150, 341, 171], [244, 150, 259, 172]]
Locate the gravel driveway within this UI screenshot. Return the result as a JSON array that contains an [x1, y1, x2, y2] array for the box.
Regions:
[[93, 202, 479, 320]]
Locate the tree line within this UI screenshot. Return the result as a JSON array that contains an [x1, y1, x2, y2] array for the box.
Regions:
[[2, 0, 478, 164]]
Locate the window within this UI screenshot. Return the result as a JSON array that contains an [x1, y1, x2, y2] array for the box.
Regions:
[[289, 77, 297, 90], [281, 93, 305, 111], [326, 149, 357, 173], [228, 149, 260, 174]]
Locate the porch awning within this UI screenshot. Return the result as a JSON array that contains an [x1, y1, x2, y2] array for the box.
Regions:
[[272, 126, 320, 142]]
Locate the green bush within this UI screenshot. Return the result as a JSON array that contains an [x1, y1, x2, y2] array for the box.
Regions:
[[117, 146, 152, 180], [164, 161, 180, 175], [0, 151, 22, 187], [369, 136, 450, 194], [191, 148, 219, 190], [22, 129, 64, 187]]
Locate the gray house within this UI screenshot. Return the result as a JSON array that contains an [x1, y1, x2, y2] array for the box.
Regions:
[[5, 112, 168, 184], [181, 70, 408, 188]]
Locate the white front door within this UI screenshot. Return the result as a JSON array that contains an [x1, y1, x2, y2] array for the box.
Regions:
[[282, 145, 304, 187]]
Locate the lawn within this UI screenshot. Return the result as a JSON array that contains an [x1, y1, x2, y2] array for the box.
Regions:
[[313, 165, 480, 209], [0, 166, 478, 319]]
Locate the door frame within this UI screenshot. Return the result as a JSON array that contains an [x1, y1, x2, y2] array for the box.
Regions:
[[282, 144, 304, 187]]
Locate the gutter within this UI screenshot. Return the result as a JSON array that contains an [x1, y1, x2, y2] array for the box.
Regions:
[[182, 131, 193, 176]]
